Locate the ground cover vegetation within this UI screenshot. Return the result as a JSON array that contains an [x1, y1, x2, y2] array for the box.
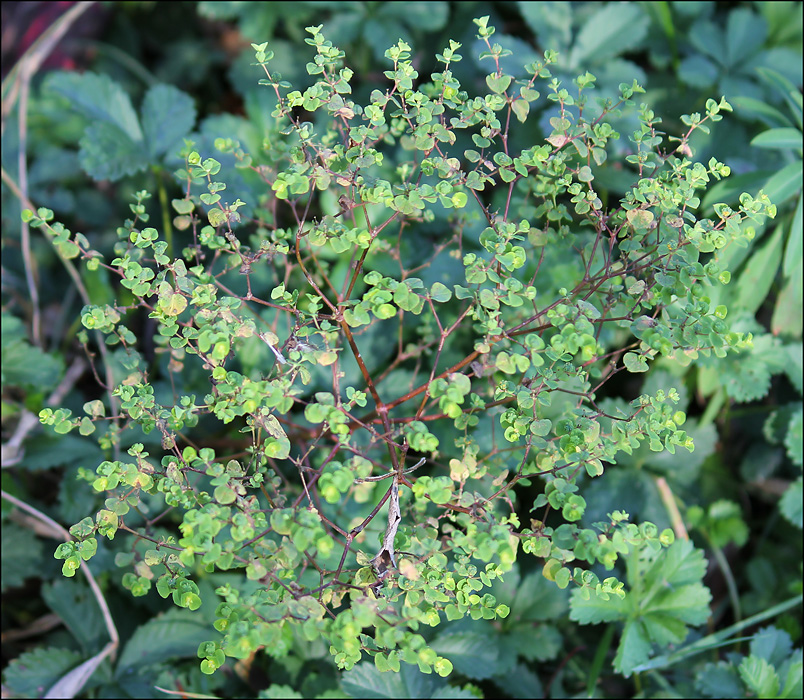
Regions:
[[1, 2, 802, 698]]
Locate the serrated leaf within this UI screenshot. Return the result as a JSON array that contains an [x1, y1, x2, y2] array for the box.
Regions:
[[569, 587, 630, 624], [575, 541, 712, 675], [614, 619, 653, 677], [695, 661, 744, 698], [45, 646, 112, 699], [511, 570, 568, 621], [45, 71, 143, 142], [430, 631, 498, 680], [724, 354, 773, 402], [750, 626, 794, 667], [780, 477, 803, 528], [739, 655, 781, 698], [779, 656, 803, 699], [492, 661, 543, 698], [3, 647, 83, 698], [1, 523, 44, 591], [42, 580, 105, 655], [642, 584, 712, 626], [784, 407, 803, 467], [502, 623, 563, 662], [341, 661, 441, 698], [142, 84, 197, 161], [1, 314, 63, 391], [20, 433, 105, 472], [642, 612, 689, 646], [79, 122, 149, 181], [116, 609, 211, 673], [640, 540, 708, 591]]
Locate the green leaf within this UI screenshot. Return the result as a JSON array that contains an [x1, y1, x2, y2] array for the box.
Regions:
[[45, 71, 143, 142], [750, 626, 793, 667], [141, 84, 197, 160], [764, 161, 804, 206], [79, 122, 149, 181], [724, 8, 767, 68], [519, 1, 572, 55], [640, 540, 709, 592], [784, 195, 802, 277], [569, 588, 629, 624], [344, 305, 371, 327], [734, 224, 785, 314], [772, 261, 803, 337], [780, 477, 803, 528], [18, 432, 104, 472], [757, 67, 804, 130], [678, 54, 718, 89], [116, 609, 212, 673], [784, 407, 803, 467], [751, 127, 803, 150], [493, 565, 569, 623], [614, 619, 653, 677], [569, 2, 649, 68], [695, 661, 744, 698], [429, 282, 452, 303], [780, 656, 804, 699], [732, 96, 794, 129], [624, 352, 649, 373], [3, 647, 83, 698], [486, 73, 512, 94], [530, 419, 552, 437], [781, 345, 804, 395], [1, 314, 63, 391], [260, 686, 304, 699], [575, 541, 712, 675], [163, 292, 188, 316], [42, 579, 106, 655], [739, 656, 781, 698], [501, 623, 563, 662], [1, 524, 43, 592], [431, 631, 498, 680], [511, 98, 529, 123], [341, 661, 442, 698], [723, 354, 773, 403], [492, 662, 543, 699], [702, 169, 775, 211]]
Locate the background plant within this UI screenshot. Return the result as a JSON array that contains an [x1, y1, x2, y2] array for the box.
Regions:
[[2, 3, 801, 699]]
